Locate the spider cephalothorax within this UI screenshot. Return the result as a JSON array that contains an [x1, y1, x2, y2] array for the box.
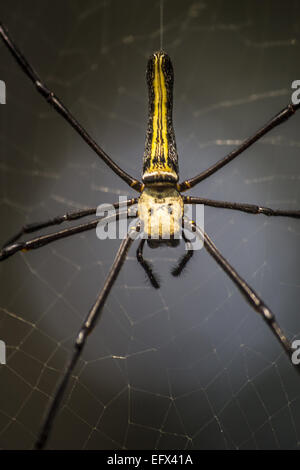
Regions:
[[138, 185, 183, 244]]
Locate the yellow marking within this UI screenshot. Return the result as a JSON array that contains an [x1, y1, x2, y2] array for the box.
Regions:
[[178, 181, 191, 191], [148, 54, 174, 176], [138, 187, 183, 240], [130, 181, 144, 192], [22, 248, 28, 253]]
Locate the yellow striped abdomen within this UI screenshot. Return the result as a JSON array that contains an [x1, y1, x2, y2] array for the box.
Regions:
[[142, 52, 179, 184]]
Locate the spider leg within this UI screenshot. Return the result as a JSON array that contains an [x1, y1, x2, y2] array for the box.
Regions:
[[2, 198, 138, 248], [183, 196, 300, 218], [136, 238, 160, 288], [185, 218, 300, 370], [178, 102, 300, 192], [0, 210, 134, 261], [35, 222, 140, 450], [171, 231, 194, 277], [0, 23, 143, 192]]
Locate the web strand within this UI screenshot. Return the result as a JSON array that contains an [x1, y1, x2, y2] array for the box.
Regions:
[[160, 0, 164, 51]]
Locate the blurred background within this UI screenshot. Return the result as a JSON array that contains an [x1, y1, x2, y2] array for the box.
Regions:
[[0, 0, 300, 450]]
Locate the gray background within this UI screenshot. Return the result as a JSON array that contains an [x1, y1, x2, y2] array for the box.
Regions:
[[0, 0, 300, 450]]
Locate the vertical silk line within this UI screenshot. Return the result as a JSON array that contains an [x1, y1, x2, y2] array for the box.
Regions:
[[160, 0, 164, 51]]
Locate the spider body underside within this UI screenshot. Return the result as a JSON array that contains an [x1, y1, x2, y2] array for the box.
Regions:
[[138, 185, 183, 243], [0, 22, 300, 449]]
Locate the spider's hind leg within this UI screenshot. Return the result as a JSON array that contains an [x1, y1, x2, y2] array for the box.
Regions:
[[136, 239, 160, 289], [171, 232, 194, 277]]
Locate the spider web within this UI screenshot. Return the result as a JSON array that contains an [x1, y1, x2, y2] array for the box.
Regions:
[[0, 0, 300, 450]]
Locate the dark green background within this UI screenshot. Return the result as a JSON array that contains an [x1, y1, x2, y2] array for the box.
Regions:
[[0, 0, 300, 449]]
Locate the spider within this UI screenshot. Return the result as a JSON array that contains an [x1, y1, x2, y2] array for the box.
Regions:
[[0, 22, 300, 450]]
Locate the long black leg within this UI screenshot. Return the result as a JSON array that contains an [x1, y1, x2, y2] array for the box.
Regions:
[[2, 198, 138, 248], [0, 211, 133, 261], [179, 102, 300, 192], [0, 23, 143, 192], [183, 196, 300, 218], [185, 218, 299, 367], [35, 223, 139, 449], [171, 232, 194, 277], [136, 239, 160, 289]]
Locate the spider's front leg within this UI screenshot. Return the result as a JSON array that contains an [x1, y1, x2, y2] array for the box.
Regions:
[[35, 221, 140, 450], [185, 218, 300, 372]]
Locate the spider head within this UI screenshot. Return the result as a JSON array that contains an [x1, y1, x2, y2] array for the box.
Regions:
[[138, 186, 183, 243]]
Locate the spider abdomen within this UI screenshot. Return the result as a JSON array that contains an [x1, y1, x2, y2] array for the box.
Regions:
[[142, 51, 179, 184]]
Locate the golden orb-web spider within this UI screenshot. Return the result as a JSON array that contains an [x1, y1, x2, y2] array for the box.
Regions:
[[0, 22, 300, 450]]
